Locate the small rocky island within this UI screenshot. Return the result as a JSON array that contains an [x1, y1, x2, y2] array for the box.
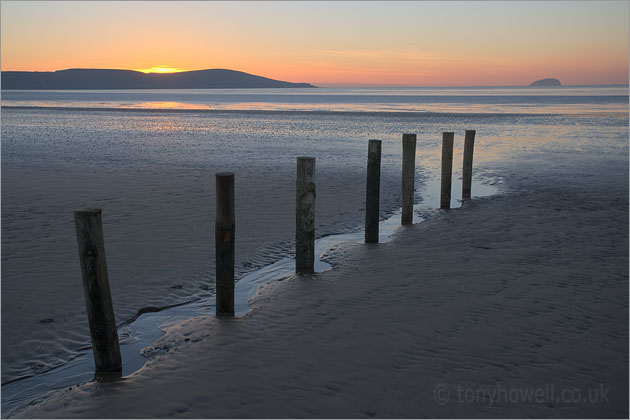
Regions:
[[529, 78, 562, 87]]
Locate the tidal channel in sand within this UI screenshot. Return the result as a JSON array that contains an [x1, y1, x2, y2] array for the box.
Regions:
[[1, 169, 499, 417]]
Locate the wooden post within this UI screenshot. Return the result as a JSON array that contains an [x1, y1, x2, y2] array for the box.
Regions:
[[440, 132, 454, 209], [365, 139, 382, 243], [296, 157, 316, 273], [74, 209, 122, 375], [215, 172, 235, 317], [401, 133, 417, 225], [462, 129, 476, 200]]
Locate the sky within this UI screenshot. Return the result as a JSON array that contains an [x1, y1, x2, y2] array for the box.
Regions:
[[1, 1, 628, 87]]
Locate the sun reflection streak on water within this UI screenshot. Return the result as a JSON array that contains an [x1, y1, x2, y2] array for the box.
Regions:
[[2, 85, 628, 115], [3, 99, 628, 115], [133, 101, 206, 109]]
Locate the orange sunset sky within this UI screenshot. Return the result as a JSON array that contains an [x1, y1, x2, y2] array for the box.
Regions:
[[1, 1, 628, 87]]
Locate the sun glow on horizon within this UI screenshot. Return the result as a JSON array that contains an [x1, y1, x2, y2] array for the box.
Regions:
[[138, 66, 186, 74], [1, 2, 628, 86]]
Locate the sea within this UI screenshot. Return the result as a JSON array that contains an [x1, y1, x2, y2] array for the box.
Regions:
[[1, 86, 628, 416]]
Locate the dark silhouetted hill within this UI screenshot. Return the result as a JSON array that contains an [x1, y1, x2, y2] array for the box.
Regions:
[[1, 68, 317, 89], [529, 78, 562, 87]]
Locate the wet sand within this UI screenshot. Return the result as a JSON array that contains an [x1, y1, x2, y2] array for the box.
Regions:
[[17, 149, 629, 418], [1, 108, 413, 385]]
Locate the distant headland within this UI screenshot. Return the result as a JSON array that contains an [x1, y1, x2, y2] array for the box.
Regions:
[[529, 78, 562, 87], [1, 68, 317, 90]]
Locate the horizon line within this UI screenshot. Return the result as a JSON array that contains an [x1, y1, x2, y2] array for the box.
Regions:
[[316, 83, 629, 88], [2, 67, 627, 89]]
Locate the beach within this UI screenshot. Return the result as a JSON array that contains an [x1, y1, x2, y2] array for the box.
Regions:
[[15, 135, 629, 418], [1, 106, 409, 387], [2, 0, 629, 416], [1, 87, 628, 417]]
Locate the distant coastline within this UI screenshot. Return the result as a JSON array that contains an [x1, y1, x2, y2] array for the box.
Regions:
[[0, 68, 317, 90]]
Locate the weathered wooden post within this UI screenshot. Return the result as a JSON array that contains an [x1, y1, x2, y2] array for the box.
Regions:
[[74, 209, 122, 375], [216, 172, 235, 317], [401, 133, 417, 225], [440, 132, 454, 209], [296, 157, 316, 273], [365, 139, 382, 243], [462, 129, 476, 200]]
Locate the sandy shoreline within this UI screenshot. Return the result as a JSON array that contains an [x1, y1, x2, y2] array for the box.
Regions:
[[3, 105, 625, 392], [16, 149, 628, 418], [1, 107, 418, 385]]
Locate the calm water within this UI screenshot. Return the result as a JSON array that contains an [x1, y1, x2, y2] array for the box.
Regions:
[[1, 86, 628, 416], [2, 85, 628, 113]]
